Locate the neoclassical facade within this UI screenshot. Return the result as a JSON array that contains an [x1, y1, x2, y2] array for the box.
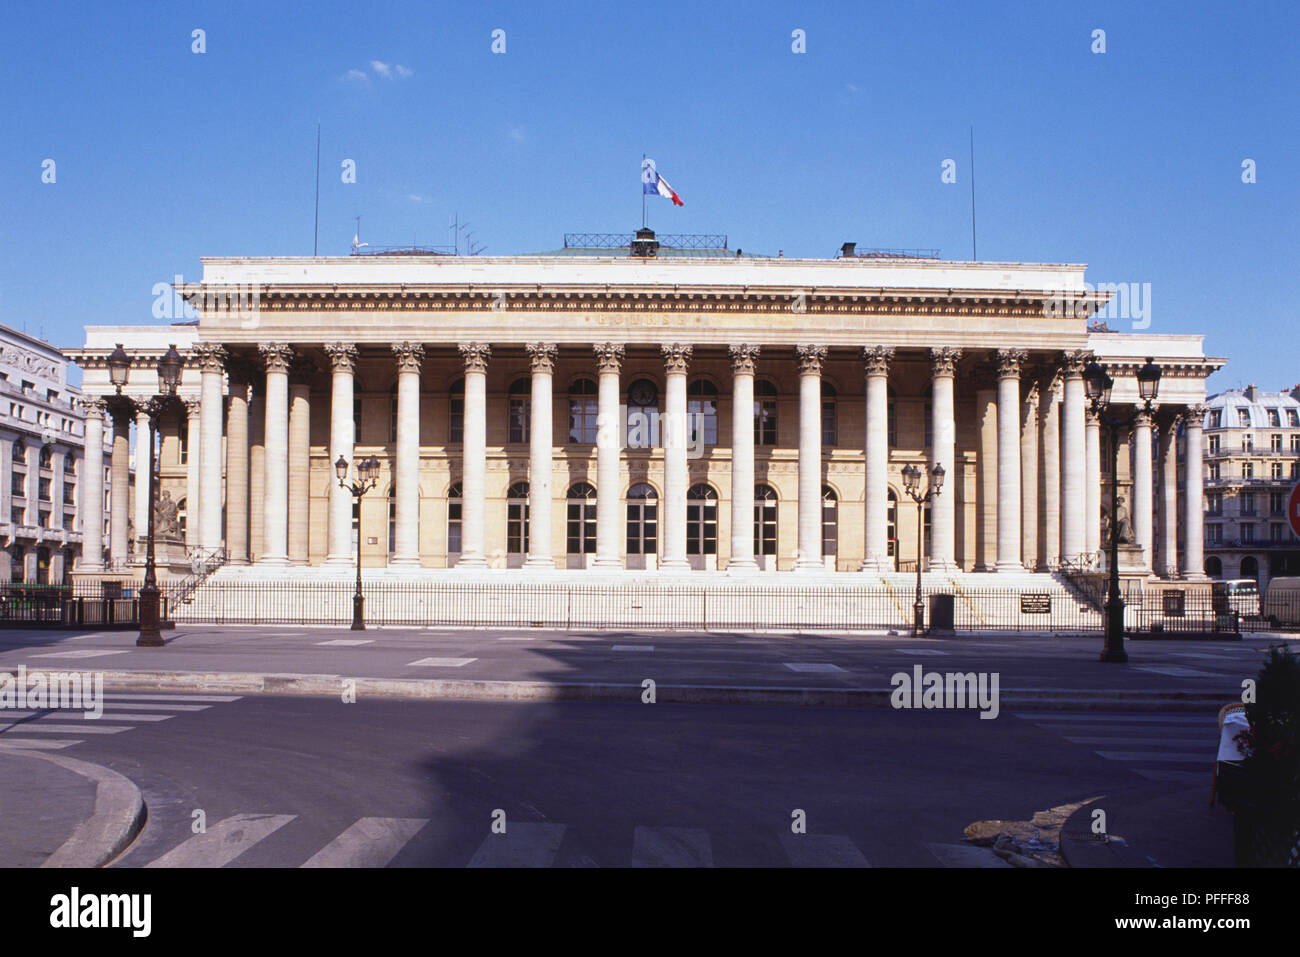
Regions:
[[70, 242, 1223, 580]]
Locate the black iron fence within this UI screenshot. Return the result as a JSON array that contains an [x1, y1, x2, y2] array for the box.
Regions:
[[0, 583, 163, 629]]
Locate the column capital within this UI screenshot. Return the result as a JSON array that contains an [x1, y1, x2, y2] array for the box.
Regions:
[[661, 342, 693, 373], [458, 342, 491, 373], [526, 342, 557, 373], [796, 344, 827, 374], [392, 341, 425, 373], [594, 342, 625, 373], [1060, 350, 1092, 377], [728, 344, 761, 374], [929, 346, 962, 378], [259, 343, 295, 374], [1133, 407, 1156, 428], [1085, 408, 1100, 427], [325, 342, 359, 374], [192, 343, 228, 372], [862, 345, 894, 376], [81, 397, 108, 418], [996, 349, 1027, 378], [1182, 403, 1209, 425]]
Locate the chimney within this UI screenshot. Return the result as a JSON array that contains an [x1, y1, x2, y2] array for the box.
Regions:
[[1245, 384, 1259, 403], [840, 242, 857, 258], [630, 227, 659, 258]]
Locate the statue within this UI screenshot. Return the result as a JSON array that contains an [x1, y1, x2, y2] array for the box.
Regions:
[[155, 489, 182, 542], [1114, 495, 1134, 545]]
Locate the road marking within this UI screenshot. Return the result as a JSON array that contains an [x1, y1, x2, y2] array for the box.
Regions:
[[892, 649, 948, 656], [467, 823, 566, 868], [0, 738, 82, 750], [408, 657, 477, 667], [28, 650, 130, 659], [926, 842, 1013, 868], [147, 813, 297, 868], [1135, 769, 1206, 783], [612, 645, 654, 652], [301, 817, 428, 868], [0, 723, 132, 734], [779, 833, 870, 867], [99, 702, 212, 712], [1015, 713, 1214, 724], [1094, 751, 1208, 762], [783, 663, 846, 673], [92, 713, 175, 722], [632, 826, 713, 867], [1065, 736, 1208, 746], [102, 693, 242, 702], [317, 639, 374, 646], [1133, 665, 1226, 679]]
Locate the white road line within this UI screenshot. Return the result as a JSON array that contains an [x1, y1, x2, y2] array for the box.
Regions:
[[1133, 665, 1227, 679], [783, 663, 846, 673], [103, 694, 242, 702], [631, 826, 713, 868], [1, 711, 173, 722], [408, 657, 477, 667], [301, 817, 429, 868], [147, 813, 297, 868], [98, 703, 211, 712], [497, 636, 536, 641], [0, 738, 82, 750], [466, 823, 566, 868], [1135, 769, 1207, 782], [612, 645, 654, 652], [1065, 736, 1209, 746], [1093, 751, 1209, 762], [317, 639, 374, 646], [0, 723, 132, 734], [893, 649, 948, 656], [926, 842, 1013, 868], [779, 833, 870, 867], [1015, 713, 1215, 723], [92, 713, 175, 722], [28, 650, 130, 659]]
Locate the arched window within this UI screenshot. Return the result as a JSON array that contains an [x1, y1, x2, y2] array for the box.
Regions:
[[822, 382, 837, 447], [887, 488, 898, 569], [507, 481, 530, 554], [627, 483, 658, 555], [569, 378, 598, 444], [447, 482, 463, 555], [687, 483, 718, 556], [822, 485, 838, 558], [754, 381, 777, 446], [12, 440, 26, 464], [566, 482, 597, 554], [387, 487, 396, 553], [39, 446, 52, 469], [688, 379, 718, 447], [754, 484, 777, 556], [448, 379, 464, 445], [626, 378, 659, 448], [508, 379, 531, 445], [1205, 556, 1222, 578]]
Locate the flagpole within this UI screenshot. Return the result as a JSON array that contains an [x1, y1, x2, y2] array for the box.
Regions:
[[641, 154, 646, 229]]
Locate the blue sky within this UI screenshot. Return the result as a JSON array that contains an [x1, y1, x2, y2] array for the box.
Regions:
[[2, 0, 1295, 391]]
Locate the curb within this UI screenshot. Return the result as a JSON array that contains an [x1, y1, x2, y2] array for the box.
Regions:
[[16, 751, 147, 868], [3, 667, 1231, 711]]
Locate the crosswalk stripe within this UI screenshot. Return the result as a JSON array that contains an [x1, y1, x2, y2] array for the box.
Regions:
[[0, 738, 82, 750], [89, 713, 175, 722], [302, 818, 429, 868], [1093, 751, 1208, 762], [926, 842, 1012, 868], [467, 823, 566, 868], [103, 694, 242, 702], [0, 723, 131, 734], [1015, 713, 1214, 724], [28, 650, 130, 659], [632, 826, 713, 867], [147, 813, 297, 868], [1064, 736, 1210, 746], [1135, 769, 1207, 783], [779, 833, 870, 867], [99, 703, 211, 712]]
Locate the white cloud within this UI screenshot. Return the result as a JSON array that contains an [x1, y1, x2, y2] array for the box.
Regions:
[[370, 60, 392, 78], [395, 64, 413, 77], [342, 68, 370, 86], [407, 193, 426, 203]]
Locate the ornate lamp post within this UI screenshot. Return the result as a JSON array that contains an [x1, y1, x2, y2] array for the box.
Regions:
[[901, 462, 945, 636], [107, 344, 184, 647], [337, 454, 380, 630], [1083, 356, 1161, 663]]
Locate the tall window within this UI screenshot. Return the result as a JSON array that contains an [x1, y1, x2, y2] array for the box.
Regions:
[[1241, 492, 1256, 515], [822, 485, 838, 558], [1208, 434, 1220, 454], [1238, 409, 1251, 427], [686, 484, 718, 555], [627, 379, 659, 448], [1243, 462, 1255, 479], [568, 378, 598, 444], [754, 484, 777, 557], [1272, 434, 1283, 452], [1207, 492, 1222, 515], [507, 481, 530, 554], [1208, 463, 1220, 480], [387, 488, 396, 553], [1271, 492, 1285, 515], [821, 383, 837, 447], [179, 416, 190, 465], [687, 379, 718, 448], [566, 482, 596, 554], [1272, 462, 1285, 480], [1243, 433, 1253, 452], [1268, 408, 1281, 427], [448, 380, 464, 444], [508, 379, 531, 445], [177, 498, 186, 539], [39, 446, 52, 469], [754, 380, 777, 446], [626, 483, 658, 555], [447, 482, 463, 554], [887, 489, 898, 567], [12, 440, 26, 464]]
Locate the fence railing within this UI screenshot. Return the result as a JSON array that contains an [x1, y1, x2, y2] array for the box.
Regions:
[[0, 583, 162, 628]]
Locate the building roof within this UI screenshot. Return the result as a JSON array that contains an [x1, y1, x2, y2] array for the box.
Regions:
[[1206, 385, 1300, 428]]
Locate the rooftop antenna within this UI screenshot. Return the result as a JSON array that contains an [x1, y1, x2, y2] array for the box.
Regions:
[[642, 153, 647, 229], [969, 126, 977, 261], [313, 122, 321, 255], [352, 216, 368, 253]]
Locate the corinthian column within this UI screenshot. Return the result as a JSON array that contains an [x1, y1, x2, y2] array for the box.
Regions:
[[861, 346, 894, 572], [1132, 407, 1154, 574], [660, 343, 692, 571], [134, 408, 150, 560], [259, 344, 293, 564], [109, 405, 130, 566], [794, 345, 826, 570], [1021, 381, 1039, 570], [456, 343, 491, 568], [728, 344, 760, 571], [995, 350, 1026, 571], [195, 344, 228, 554], [929, 348, 960, 571], [1183, 404, 1208, 579], [80, 399, 106, 570], [594, 343, 625, 567], [1059, 351, 1089, 563], [224, 362, 252, 565], [1038, 375, 1061, 568], [389, 342, 424, 566], [1085, 410, 1101, 561], [287, 361, 312, 565], [324, 343, 358, 565], [183, 398, 201, 551], [525, 343, 556, 568], [1159, 417, 1179, 578]]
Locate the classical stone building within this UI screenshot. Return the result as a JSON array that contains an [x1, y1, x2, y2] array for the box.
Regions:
[[69, 236, 1223, 585]]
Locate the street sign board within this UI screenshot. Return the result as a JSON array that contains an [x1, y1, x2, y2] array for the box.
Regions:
[[1290, 482, 1300, 538], [1021, 593, 1052, 615]]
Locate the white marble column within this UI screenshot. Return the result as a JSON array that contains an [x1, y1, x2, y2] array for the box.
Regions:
[[1159, 416, 1179, 578], [728, 344, 760, 571], [929, 348, 960, 571], [795, 345, 827, 571], [134, 408, 150, 560], [1038, 376, 1061, 569], [456, 343, 490, 568], [1132, 407, 1154, 573], [390, 342, 424, 566], [660, 343, 692, 571], [525, 343, 556, 568], [324, 343, 358, 565], [259, 344, 293, 564], [109, 406, 130, 566], [1085, 410, 1101, 561], [1183, 404, 1207, 579], [247, 391, 265, 562], [224, 364, 251, 564], [1021, 381, 1039, 571], [976, 389, 998, 571], [1059, 351, 1088, 564], [995, 350, 1026, 571], [594, 343, 625, 568], [183, 398, 201, 551], [861, 346, 894, 572], [287, 373, 311, 565], [195, 344, 227, 555], [80, 399, 106, 570]]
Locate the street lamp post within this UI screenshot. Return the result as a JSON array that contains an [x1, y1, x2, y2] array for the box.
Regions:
[[336, 455, 380, 630], [1083, 356, 1161, 664], [901, 462, 945, 636], [107, 344, 184, 647]]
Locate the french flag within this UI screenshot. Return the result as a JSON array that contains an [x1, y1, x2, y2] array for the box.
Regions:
[[642, 159, 684, 206]]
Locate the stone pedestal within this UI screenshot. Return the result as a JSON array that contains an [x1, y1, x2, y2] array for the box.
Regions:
[[1098, 543, 1150, 579]]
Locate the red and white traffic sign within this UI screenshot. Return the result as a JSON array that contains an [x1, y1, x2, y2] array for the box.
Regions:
[[1289, 481, 1300, 538]]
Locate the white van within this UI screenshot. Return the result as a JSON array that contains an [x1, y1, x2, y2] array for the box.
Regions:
[[1263, 577, 1300, 627], [1212, 579, 1260, 619]]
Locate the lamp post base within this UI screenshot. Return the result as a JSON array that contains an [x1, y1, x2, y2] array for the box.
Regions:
[[912, 600, 925, 637], [351, 592, 365, 631], [1100, 599, 1128, 662], [137, 583, 164, 647]]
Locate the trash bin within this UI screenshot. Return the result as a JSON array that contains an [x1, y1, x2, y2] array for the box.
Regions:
[[930, 593, 955, 632]]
